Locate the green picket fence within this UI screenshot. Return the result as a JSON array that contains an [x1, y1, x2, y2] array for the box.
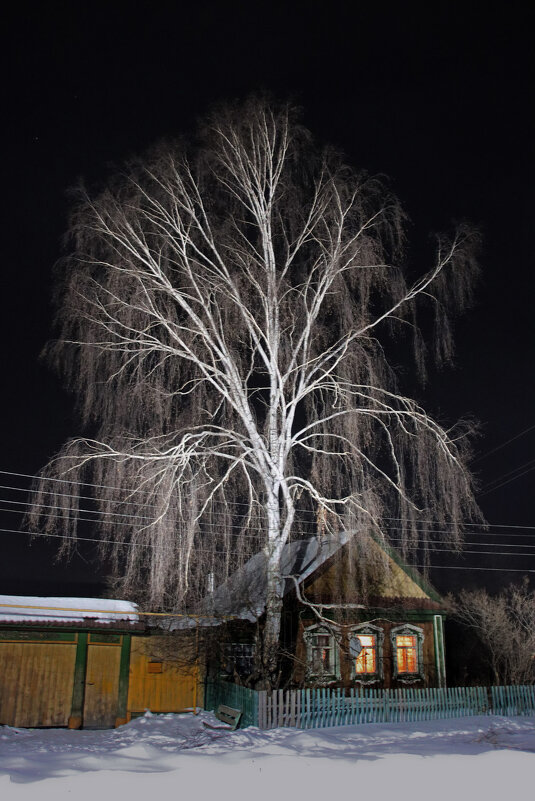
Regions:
[[491, 684, 535, 716], [257, 686, 491, 729], [205, 681, 535, 729]]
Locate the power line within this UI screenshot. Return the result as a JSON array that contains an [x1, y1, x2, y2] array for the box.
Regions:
[[479, 464, 535, 497], [400, 547, 535, 557], [4, 493, 535, 541], [5, 504, 535, 550], [472, 423, 535, 464], [0, 527, 259, 556], [472, 425, 535, 464], [403, 563, 535, 573], [479, 458, 535, 491], [3, 525, 535, 560], [2, 468, 535, 529], [0, 496, 156, 522]]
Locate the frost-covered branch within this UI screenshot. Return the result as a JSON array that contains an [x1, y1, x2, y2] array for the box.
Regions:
[[28, 97, 481, 684]]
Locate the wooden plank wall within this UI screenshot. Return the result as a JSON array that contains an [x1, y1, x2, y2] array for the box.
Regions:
[[0, 640, 77, 727], [127, 636, 201, 716]]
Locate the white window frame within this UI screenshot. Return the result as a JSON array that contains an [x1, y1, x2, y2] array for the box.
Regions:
[[303, 623, 340, 682]]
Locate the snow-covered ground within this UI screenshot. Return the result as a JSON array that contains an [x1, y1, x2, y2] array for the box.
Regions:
[[1, 712, 533, 800]]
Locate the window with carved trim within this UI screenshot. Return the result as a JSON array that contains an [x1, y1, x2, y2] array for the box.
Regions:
[[349, 624, 383, 683], [303, 624, 340, 680], [391, 624, 424, 681]]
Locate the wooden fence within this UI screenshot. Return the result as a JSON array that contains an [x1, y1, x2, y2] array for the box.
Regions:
[[205, 680, 259, 728], [205, 681, 535, 730]]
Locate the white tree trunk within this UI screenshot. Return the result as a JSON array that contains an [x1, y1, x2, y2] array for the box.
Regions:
[[28, 98, 482, 687]]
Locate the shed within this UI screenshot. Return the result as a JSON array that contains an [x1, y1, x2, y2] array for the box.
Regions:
[[0, 596, 202, 728]]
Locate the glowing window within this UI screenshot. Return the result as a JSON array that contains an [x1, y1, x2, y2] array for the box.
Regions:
[[395, 634, 417, 673], [354, 634, 377, 674]]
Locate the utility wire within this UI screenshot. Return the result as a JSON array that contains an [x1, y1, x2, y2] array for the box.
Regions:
[[479, 458, 535, 491], [3, 494, 535, 540], [3, 525, 534, 573], [4, 505, 535, 551], [3, 526, 535, 559], [472, 423, 535, 464], [0, 466, 535, 530], [403, 564, 535, 573], [2, 468, 535, 529], [479, 464, 535, 497]]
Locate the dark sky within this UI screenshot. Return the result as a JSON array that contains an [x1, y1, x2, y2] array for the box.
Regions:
[[1, 2, 533, 597]]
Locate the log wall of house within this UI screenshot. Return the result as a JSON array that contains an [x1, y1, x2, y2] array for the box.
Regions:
[[294, 618, 441, 689]]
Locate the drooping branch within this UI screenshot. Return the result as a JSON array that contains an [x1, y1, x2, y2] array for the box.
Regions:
[[28, 99, 481, 667]]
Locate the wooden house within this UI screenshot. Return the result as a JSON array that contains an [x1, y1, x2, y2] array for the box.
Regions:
[[0, 596, 202, 728], [0, 534, 447, 728], [204, 533, 447, 689]]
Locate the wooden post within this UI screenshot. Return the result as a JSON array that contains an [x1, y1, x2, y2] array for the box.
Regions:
[[68, 632, 88, 729], [115, 634, 131, 727]]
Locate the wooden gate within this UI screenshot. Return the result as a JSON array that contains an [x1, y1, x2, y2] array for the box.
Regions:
[[0, 632, 77, 727], [82, 633, 123, 728], [127, 635, 201, 716]]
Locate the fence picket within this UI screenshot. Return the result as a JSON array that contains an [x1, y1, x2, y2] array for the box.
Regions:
[[205, 681, 535, 731]]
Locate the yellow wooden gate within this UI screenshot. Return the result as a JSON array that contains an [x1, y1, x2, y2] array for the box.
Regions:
[[82, 634, 123, 728], [127, 635, 202, 717], [0, 635, 77, 727]]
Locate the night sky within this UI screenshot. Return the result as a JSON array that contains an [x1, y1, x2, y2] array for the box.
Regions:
[[1, 2, 533, 598]]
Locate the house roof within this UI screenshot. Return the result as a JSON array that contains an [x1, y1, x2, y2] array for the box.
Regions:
[[0, 595, 141, 628], [200, 531, 443, 621], [201, 532, 354, 621]]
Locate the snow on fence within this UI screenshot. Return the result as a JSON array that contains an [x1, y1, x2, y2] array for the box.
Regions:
[[205, 681, 535, 729]]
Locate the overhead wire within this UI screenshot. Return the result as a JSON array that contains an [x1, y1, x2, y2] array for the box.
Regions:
[[4, 502, 535, 550], [2, 522, 535, 561], [478, 463, 535, 496], [4, 503, 535, 553], [2, 468, 535, 530], [2, 490, 535, 542], [478, 458, 535, 490], [471, 423, 535, 464]]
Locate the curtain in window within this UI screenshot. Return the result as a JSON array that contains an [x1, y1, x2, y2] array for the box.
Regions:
[[354, 634, 377, 674], [395, 634, 417, 673]]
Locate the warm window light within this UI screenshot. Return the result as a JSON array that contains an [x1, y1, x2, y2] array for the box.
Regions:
[[396, 634, 417, 673], [354, 634, 377, 674]]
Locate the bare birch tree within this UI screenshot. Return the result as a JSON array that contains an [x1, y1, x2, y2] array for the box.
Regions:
[[28, 98, 481, 684], [450, 583, 535, 684]]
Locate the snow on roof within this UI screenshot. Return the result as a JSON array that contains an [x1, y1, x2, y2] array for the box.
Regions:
[[0, 595, 139, 625], [200, 532, 350, 622]]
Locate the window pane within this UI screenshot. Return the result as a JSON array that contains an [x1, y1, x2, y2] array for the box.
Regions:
[[354, 634, 376, 674], [396, 635, 417, 673], [311, 646, 332, 672]]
